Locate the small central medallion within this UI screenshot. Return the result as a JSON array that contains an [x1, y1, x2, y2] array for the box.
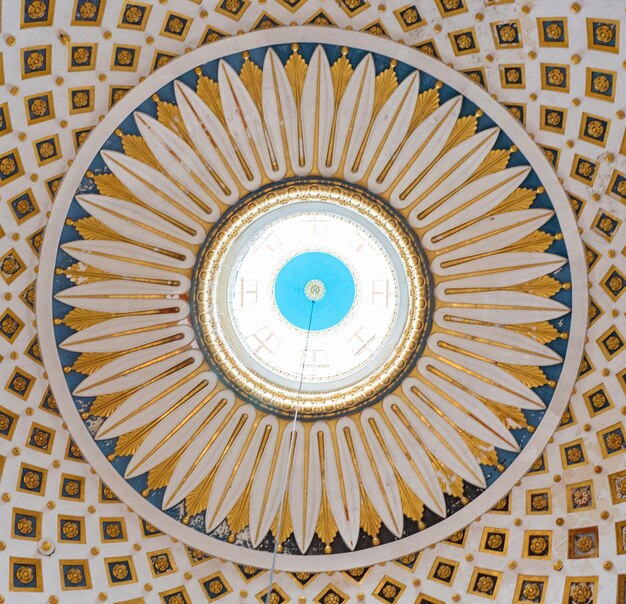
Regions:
[[304, 279, 325, 302]]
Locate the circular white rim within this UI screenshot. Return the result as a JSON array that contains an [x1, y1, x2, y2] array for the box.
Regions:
[[37, 26, 588, 572], [214, 201, 404, 391]]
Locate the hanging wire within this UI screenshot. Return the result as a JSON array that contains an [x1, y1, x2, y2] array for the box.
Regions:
[[264, 299, 315, 604]]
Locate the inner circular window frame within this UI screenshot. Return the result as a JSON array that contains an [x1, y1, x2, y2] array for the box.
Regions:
[[192, 177, 432, 420]]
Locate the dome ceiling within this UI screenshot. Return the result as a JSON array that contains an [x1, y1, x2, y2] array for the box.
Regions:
[[1, 1, 625, 603]]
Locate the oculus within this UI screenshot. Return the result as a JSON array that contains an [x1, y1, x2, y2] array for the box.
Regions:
[[38, 28, 586, 570]]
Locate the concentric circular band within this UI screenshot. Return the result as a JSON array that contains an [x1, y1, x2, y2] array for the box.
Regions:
[[193, 178, 432, 419]]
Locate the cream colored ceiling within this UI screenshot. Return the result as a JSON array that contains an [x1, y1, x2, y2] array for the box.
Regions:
[[0, 0, 625, 603]]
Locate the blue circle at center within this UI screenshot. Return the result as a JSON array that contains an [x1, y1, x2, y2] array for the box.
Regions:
[[274, 252, 355, 331]]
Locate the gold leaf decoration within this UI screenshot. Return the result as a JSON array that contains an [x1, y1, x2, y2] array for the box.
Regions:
[[72, 350, 124, 375], [499, 363, 548, 388], [73, 217, 119, 241], [185, 473, 215, 518], [507, 321, 561, 344], [90, 390, 133, 417], [410, 86, 441, 129], [61, 308, 117, 331], [330, 52, 353, 104], [284, 48, 308, 101], [227, 488, 251, 535], [495, 187, 537, 213], [442, 114, 478, 153], [397, 476, 424, 523], [316, 489, 339, 545], [147, 449, 186, 491], [239, 56, 264, 112], [502, 230, 555, 254], [120, 133, 160, 170], [196, 76, 225, 125], [155, 98, 186, 139], [473, 148, 512, 180], [114, 424, 152, 457], [93, 173, 141, 204], [359, 489, 382, 538], [516, 275, 563, 297], [372, 63, 398, 113]]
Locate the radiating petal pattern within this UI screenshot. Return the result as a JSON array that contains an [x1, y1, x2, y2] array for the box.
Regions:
[[49, 42, 574, 558]]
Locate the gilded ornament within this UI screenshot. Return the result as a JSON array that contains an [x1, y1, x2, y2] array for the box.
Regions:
[[0, 415, 9, 431], [27, 52, 45, 70], [499, 25, 516, 42], [73, 48, 90, 64], [522, 583, 540, 599], [402, 8, 419, 24], [32, 430, 49, 447], [2, 317, 18, 334], [111, 563, 128, 579], [532, 495, 547, 510], [587, 120, 604, 137], [578, 162, 593, 177], [546, 23, 562, 39], [606, 337, 621, 352], [476, 576, 494, 593], [595, 24, 613, 42], [576, 535, 594, 553], [169, 597, 184, 604], [0, 157, 17, 175], [382, 584, 397, 598], [225, 0, 241, 12], [529, 536, 548, 554], [64, 480, 80, 496], [598, 217, 614, 233], [609, 275, 623, 292], [506, 70, 520, 83], [572, 487, 591, 507], [156, 55, 172, 69], [487, 533, 503, 549], [63, 522, 79, 538], [16, 566, 34, 584], [117, 50, 133, 65], [606, 432, 623, 451], [23, 471, 40, 490], [79, 1, 97, 18], [27, 1, 47, 19], [112, 89, 128, 103], [593, 75, 610, 93], [436, 564, 452, 579], [106, 524, 120, 538], [168, 17, 185, 34], [493, 497, 508, 510], [73, 92, 89, 108], [125, 7, 142, 22], [38, 142, 55, 159], [566, 447, 582, 463], [456, 34, 472, 49], [16, 518, 33, 534], [66, 568, 83, 584], [547, 68, 564, 86], [443, 0, 460, 8], [30, 99, 48, 117], [153, 555, 169, 571], [208, 579, 223, 594], [323, 594, 340, 604], [570, 583, 592, 603]]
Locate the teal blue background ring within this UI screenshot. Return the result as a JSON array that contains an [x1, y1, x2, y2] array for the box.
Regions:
[[274, 251, 356, 331]]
